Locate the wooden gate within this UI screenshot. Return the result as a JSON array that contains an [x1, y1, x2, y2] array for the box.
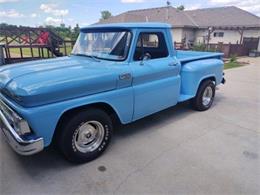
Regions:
[[242, 37, 259, 55], [0, 26, 76, 64]]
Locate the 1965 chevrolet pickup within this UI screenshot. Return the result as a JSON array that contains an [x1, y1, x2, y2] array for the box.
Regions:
[[0, 23, 225, 163]]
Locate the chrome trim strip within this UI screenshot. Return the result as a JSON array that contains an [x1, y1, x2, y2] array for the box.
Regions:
[[0, 110, 44, 155]]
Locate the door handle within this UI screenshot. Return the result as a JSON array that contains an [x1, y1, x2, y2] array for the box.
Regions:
[[119, 73, 132, 80], [168, 61, 178, 66]]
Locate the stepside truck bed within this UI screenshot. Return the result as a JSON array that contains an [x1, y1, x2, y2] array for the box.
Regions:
[[176, 50, 225, 103]]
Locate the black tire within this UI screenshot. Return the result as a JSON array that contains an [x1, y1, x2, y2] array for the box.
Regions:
[[57, 108, 113, 163], [192, 80, 215, 111]]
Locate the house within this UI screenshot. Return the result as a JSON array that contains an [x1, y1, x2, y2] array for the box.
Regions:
[[98, 6, 260, 53]]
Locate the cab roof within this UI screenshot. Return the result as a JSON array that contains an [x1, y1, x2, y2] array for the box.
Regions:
[[80, 22, 171, 31]]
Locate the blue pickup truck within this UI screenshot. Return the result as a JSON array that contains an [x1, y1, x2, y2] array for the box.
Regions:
[[0, 23, 225, 163]]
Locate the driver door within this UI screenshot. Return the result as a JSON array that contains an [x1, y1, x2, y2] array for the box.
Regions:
[[130, 30, 181, 121]]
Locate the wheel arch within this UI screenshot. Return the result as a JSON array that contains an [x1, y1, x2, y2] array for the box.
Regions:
[[195, 75, 216, 95], [191, 77, 216, 111], [52, 102, 122, 144]]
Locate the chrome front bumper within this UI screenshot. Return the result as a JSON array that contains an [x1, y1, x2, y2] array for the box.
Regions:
[[0, 110, 44, 155]]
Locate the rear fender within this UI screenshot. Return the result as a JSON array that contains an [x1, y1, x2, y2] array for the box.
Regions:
[[180, 59, 223, 97]]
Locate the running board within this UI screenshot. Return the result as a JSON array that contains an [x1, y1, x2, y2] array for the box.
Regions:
[[178, 94, 194, 102]]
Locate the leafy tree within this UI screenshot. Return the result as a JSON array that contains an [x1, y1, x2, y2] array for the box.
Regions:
[[177, 5, 185, 11], [100, 11, 112, 20], [60, 23, 66, 28], [0, 23, 17, 29], [72, 24, 80, 40]]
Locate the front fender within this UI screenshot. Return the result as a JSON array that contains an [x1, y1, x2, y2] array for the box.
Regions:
[[1, 86, 134, 147]]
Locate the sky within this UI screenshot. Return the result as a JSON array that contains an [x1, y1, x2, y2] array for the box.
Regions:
[[0, 0, 260, 27]]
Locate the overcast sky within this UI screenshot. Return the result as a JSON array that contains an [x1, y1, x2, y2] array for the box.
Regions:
[[0, 0, 259, 27]]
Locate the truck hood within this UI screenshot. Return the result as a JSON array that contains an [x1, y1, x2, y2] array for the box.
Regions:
[[0, 56, 121, 107]]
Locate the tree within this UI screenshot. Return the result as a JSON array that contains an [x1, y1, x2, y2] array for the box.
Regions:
[[100, 11, 112, 20], [177, 5, 185, 11], [73, 24, 80, 34], [60, 23, 66, 28], [72, 24, 80, 40]]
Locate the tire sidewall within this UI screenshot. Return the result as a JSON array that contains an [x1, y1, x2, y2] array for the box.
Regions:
[[60, 109, 112, 163], [193, 80, 215, 111], [199, 81, 215, 109]]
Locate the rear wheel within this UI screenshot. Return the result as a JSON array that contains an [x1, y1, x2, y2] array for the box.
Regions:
[[192, 80, 215, 111], [57, 108, 113, 163]]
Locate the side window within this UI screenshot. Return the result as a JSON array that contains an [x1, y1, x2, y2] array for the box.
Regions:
[[134, 32, 169, 61], [213, 32, 224, 37]]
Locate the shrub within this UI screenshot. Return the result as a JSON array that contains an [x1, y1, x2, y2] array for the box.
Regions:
[[207, 47, 218, 52], [230, 54, 237, 63], [192, 43, 206, 51]]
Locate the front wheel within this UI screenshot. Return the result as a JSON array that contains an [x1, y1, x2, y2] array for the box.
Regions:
[[57, 108, 113, 163], [192, 80, 215, 111]]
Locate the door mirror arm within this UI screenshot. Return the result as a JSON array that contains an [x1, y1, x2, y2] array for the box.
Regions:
[[140, 52, 151, 66]]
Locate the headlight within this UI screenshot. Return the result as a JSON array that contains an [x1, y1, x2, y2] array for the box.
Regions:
[[0, 100, 31, 136]]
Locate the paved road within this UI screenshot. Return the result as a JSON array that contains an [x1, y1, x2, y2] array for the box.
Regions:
[[1, 58, 259, 195]]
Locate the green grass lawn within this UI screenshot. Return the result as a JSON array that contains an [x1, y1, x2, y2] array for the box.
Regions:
[[60, 47, 73, 55], [224, 61, 243, 70], [9, 48, 46, 57], [8, 46, 72, 58]]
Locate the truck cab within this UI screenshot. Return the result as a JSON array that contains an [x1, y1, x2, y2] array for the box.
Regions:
[[0, 23, 225, 163]]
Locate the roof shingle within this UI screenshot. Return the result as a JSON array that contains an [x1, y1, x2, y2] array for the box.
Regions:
[[185, 6, 260, 28], [98, 6, 260, 28]]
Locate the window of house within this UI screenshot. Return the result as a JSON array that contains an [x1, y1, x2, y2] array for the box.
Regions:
[[134, 32, 169, 61], [213, 32, 224, 37]]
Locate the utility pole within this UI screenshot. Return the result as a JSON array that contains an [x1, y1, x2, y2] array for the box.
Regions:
[[207, 27, 214, 50], [166, 1, 171, 21]]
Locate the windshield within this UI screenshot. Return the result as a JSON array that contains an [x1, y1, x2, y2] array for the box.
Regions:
[[72, 30, 132, 61]]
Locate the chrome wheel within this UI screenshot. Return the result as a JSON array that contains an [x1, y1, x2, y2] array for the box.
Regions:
[[74, 121, 105, 153], [202, 86, 213, 106]]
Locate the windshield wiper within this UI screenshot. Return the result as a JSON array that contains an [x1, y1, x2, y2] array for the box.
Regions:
[[71, 53, 101, 62], [88, 55, 101, 62]]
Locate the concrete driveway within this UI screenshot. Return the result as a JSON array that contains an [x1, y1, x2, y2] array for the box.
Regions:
[[1, 58, 259, 195]]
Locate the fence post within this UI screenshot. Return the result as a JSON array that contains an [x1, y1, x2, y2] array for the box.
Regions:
[[0, 44, 6, 65], [228, 42, 231, 58], [38, 48, 41, 58], [41, 48, 44, 58], [20, 47, 23, 58], [30, 47, 34, 58], [64, 42, 67, 56]]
